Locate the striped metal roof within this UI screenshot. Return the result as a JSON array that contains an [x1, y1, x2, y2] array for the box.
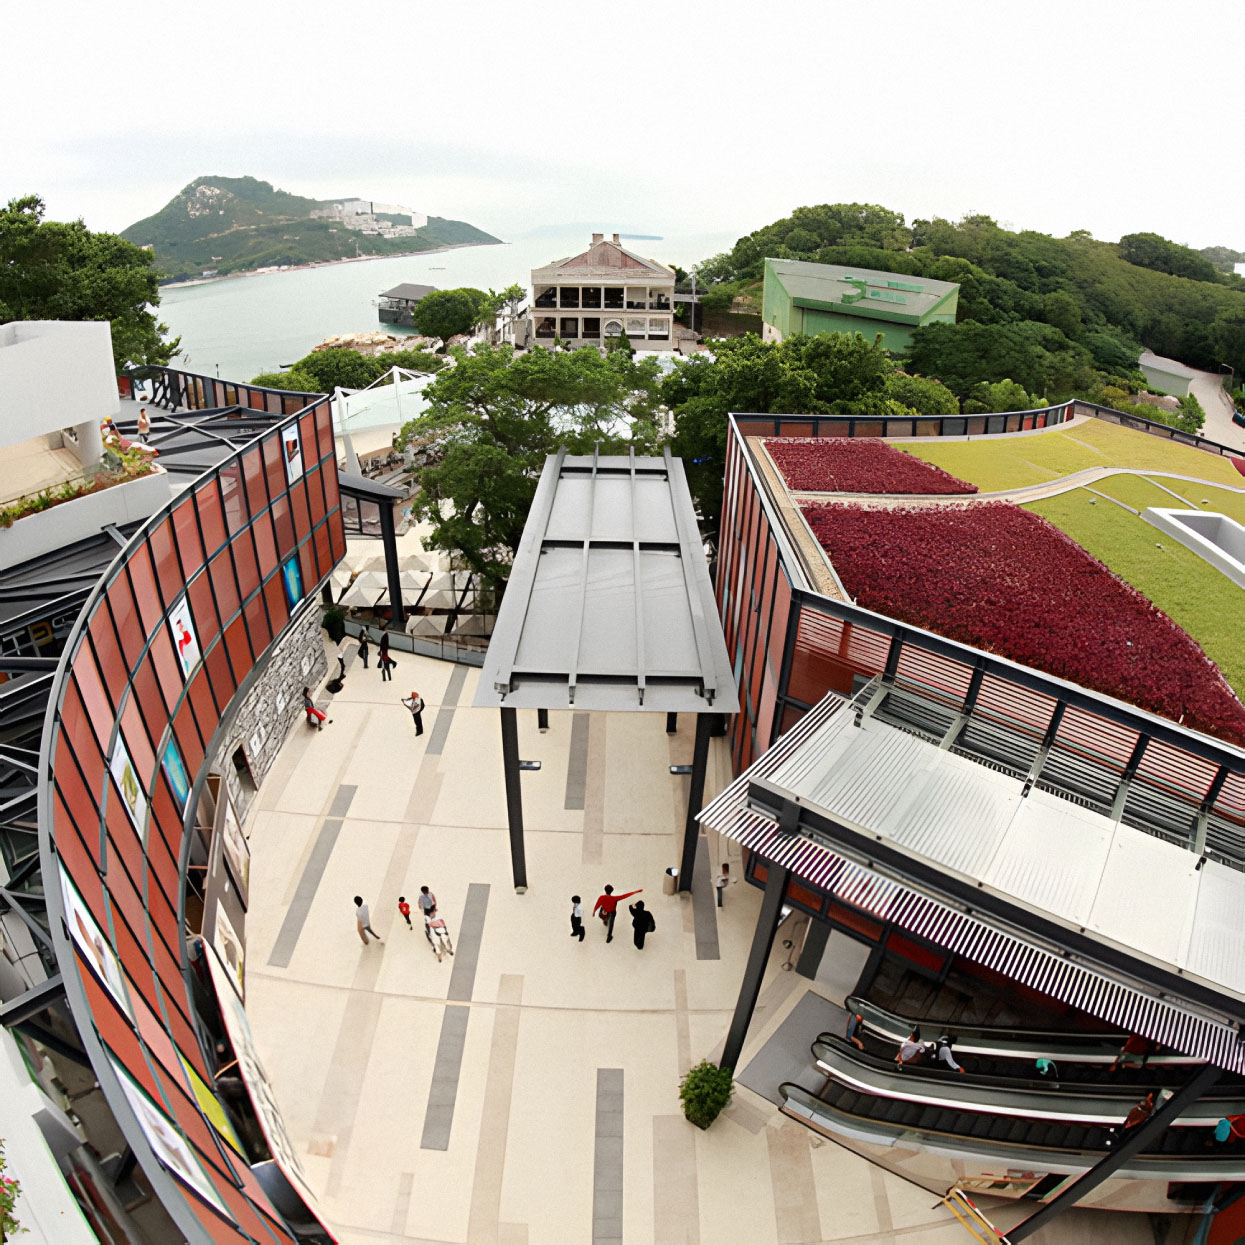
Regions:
[[700, 692, 1245, 1074]]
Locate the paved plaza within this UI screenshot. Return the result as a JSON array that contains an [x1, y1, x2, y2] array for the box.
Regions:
[[242, 638, 1166, 1245]]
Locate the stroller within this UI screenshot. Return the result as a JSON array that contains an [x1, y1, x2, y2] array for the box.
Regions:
[[424, 915, 455, 962]]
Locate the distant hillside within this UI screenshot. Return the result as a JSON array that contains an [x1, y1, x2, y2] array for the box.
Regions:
[[122, 176, 500, 283]]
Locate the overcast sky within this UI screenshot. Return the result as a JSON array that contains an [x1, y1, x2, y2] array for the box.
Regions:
[[7, 0, 1243, 252]]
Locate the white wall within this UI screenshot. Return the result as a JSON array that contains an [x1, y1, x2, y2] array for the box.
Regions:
[[0, 322, 116, 461]]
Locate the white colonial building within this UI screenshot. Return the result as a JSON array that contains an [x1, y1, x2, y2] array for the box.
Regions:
[[530, 233, 675, 349]]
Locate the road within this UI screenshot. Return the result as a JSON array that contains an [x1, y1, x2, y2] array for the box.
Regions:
[[1187, 365, 1245, 452]]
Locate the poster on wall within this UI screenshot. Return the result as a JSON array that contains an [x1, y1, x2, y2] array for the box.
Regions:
[[208, 900, 246, 1002], [178, 1053, 246, 1158], [108, 733, 148, 838], [281, 425, 304, 484], [162, 738, 191, 810], [167, 595, 202, 680], [281, 555, 304, 610], [219, 797, 250, 907], [204, 951, 321, 1213], [106, 1052, 230, 1218], [59, 867, 133, 1021]]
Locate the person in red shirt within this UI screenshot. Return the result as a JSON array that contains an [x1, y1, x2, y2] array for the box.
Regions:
[[1110, 1033, 1156, 1073], [592, 885, 642, 943], [397, 896, 412, 929]]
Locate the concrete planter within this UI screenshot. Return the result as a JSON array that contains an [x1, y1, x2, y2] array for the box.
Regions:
[[0, 467, 171, 568]]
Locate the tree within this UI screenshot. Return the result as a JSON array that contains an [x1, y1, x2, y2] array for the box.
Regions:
[[0, 194, 179, 370], [412, 287, 489, 340], [396, 344, 663, 586], [284, 347, 387, 391], [666, 332, 898, 529], [249, 369, 322, 393], [1119, 232, 1222, 284], [1042, 290, 1083, 340], [963, 378, 1042, 413], [885, 372, 959, 415]]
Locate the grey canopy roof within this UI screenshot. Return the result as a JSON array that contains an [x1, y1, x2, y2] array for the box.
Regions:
[[475, 447, 736, 714]]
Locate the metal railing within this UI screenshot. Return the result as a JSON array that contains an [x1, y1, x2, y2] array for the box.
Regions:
[[732, 401, 1076, 440], [140, 364, 325, 416], [1073, 400, 1244, 460], [343, 618, 485, 667]]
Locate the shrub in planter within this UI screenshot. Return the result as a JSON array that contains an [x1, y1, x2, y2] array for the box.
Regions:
[[322, 606, 347, 644], [679, 1060, 733, 1129]]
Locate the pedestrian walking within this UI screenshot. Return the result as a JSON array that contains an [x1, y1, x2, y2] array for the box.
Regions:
[[358, 631, 370, 669], [1207, 1115, 1245, 1147], [378, 632, 393, 681], [895, 1032, 930, 1069], [569, 895, 585, 942], [401, 690, 426, 736], [397, 896, 412, 929], [628, 899, 656, 950], [425, 914, 454, 961], [335, 639, 348, 682], [417, 886, 437, 918], [1105, 1091, 1156, 1148], [303, 686, 329, 729], [136, 407, 151, 443], [593, 885, 642, 943], [715, 862, 732, 907], [1110, 1033, 1155, 1073], [353, 895, 381, 946]]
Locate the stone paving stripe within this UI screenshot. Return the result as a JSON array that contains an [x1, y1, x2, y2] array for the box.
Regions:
[[328, 783, 358, 819], [425, 663, 468, 756], [467, 975, 524, 1238], [390, 1172, 414, 1237], [419, 1005, 470, 1151], [565, 712, 590, 809], [692, 835, 720, 961], [652, 1115, 699, 1245], [767, 1121, 822, 1242], [593, 1068, 625, 1245], [266, 801, 353, 968], [447, 882, 490, 1003]]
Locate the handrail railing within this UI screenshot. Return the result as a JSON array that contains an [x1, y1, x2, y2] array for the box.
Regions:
[[1074, 400, 1244, 460], [138, 363, 325, 417], [732, 400, 1075, 440]]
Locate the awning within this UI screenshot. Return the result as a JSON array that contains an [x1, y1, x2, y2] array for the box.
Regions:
[[700, 692, 1245, 1074]]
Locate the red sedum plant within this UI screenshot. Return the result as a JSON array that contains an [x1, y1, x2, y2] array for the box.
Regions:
[[765, 437, 977, 495], [803, 501, 1245, 747]]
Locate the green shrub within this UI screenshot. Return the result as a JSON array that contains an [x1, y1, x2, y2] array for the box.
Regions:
[[679, 1060, 733, 1129], [322, 607, 346, 644]]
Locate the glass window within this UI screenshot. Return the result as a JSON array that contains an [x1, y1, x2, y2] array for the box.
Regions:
[[560, 317, 579, 339]]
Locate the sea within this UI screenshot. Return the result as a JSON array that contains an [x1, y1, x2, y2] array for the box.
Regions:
[[157, 225, 738, 384]]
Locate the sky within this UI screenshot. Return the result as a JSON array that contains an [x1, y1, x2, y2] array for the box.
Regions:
[[7, 0, 1244, 253]]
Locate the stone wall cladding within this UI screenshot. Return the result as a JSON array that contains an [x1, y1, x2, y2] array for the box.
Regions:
[[214, 600, 327, 821]]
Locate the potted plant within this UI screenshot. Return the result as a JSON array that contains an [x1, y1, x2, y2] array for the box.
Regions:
[[679, 1060, 733, 1130]]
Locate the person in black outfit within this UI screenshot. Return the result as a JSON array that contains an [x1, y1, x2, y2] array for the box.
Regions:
[[378, 632, 393, 681], [629, 899, 656, 950], [358, 631, 370, 669]]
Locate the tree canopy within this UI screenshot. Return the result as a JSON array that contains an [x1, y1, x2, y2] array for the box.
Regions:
[[0, 194, 179, 370], [251, 345, 443, 393], [396, 344, 663, 586], [412, 287, 489, 340]]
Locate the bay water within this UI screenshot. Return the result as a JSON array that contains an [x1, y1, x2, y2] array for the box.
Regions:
[[157, 225, 737, 384]]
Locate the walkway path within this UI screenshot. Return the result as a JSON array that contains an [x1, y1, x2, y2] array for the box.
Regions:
[[1187, 365, 1245, 453], [241, 636, 1161, 1244]]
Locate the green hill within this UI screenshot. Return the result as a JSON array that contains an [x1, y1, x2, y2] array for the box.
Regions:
[[121, 176, 500, 283]]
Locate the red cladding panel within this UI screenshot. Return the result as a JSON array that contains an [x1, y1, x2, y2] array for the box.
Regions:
[[186, 671, 220, 753], [119, 696, 157, 795], [130, 654, 165, 745], [297, 542, 315, 602], [186, 572, 221, 652], [203, 641, 236, 718], [195, 480, 227, 559], [328, 513, 346, 562], [241, 447, 266, 514], [52, 792, 102, 878], [88, 606, 129, 697], [149, 520, 184, 606], [243, 593, 272, 658], [78, 972, 139, 1070], [231, 530, 260, 602], [223, 618, 253, 687], [270, 496, 294, 556], [251, 510, 278, 580], [314, 404, 333, 459], [220, 463, 246, 536], [107, 581, 145, 672], [306, 466, 327, 526], [262, 435, 286, 502], [71, 645, 116, 744], [60, 680, 107, 781], [147, 627, 184, 718], [208, 553, 240, 629], [101, 845, 147, 956], [322, 462, 340, 513], [262, 576, 288, 636], [290, 478, 310, 536], [172, 497, 206, 581], [172, 701, 205, 776], [313, 523, 332, 582], [127, 544, 165, 636]]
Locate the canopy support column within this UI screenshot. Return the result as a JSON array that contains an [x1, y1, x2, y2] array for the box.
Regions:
[[500, 707, 528, 892], [1006, 1061, 1221, 1241], [720, 862, 789, 1073], [378, 502, 405, 631], [677, 714, 714, 894]]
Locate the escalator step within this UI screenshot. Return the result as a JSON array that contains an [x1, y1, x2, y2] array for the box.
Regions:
[[1006, 1119, 1031, 1143], [987, 1117, 1012, 1140]]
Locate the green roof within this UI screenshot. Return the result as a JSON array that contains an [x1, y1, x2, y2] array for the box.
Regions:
[[767, 257, 959, 325]]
